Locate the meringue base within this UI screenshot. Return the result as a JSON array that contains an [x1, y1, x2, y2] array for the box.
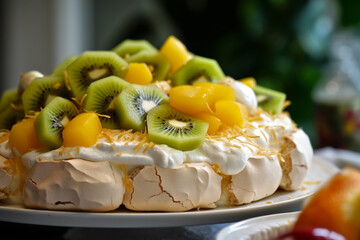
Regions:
[[23, 159, 125, 212]]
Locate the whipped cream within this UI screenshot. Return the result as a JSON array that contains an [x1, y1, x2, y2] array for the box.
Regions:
[[0, 112, 295, 176]]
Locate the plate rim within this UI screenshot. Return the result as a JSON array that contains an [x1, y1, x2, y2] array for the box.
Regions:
[[216, 211, 300, 240]]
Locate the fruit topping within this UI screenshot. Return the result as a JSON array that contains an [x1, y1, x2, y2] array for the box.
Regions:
[[52, 55, 78, 76], [160, 35, 192, 74], [62, 112, 102, 148], [9, 117, 42, 154], [0, 102, 24, 130], [127, 51, 170, 81], [0, 89, 18, 113], [239, 77, 257, 88], [193, 82, 235, 110], [253, 85, 286, 114], [82, 76, 130, 129], [18, 71, 44, 98], [147, 104, 209, 151], [35, 96, 78, 150], [215, 100, 248, 128], [193, 112, 221, 135], [124, 63, 153, 85], [169, 85, 213, 115], [170, 56, 225, 86], [169, 82, 243, 134], [64, 51, 128, 100], [22, 75, 69, 114], [115, 84, 169, 131], [112, 39, 157, 59]]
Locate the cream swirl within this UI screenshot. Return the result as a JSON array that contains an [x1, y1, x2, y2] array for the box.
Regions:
[[0, 112, 296, 176]]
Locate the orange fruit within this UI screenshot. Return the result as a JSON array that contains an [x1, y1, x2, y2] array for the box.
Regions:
[[62, 112, 102, 148]]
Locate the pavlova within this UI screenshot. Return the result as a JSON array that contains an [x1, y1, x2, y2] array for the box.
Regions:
[[0, 36, 313, 212]]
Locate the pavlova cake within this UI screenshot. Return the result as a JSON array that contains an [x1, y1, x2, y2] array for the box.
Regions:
[[0, 36, 313, 212]]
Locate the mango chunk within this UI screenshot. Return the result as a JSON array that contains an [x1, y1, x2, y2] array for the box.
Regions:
[[169, 85, 212, 115], [215, 100, 248, 128], [124, 63, 153, 85], [194, 82, 235, 111], [62, 112, 102, 148], [193, 112, 221, 135], [239, 77, 256, 88], [160, 36, 192, 74], [9, 117, 42, 154]]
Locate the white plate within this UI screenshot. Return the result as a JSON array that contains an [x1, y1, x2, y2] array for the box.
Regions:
[[0, 156, 337, 228], [216, 211, 299, 240]]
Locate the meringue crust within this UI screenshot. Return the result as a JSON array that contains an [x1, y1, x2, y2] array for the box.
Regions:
[[123, 162, 222, 211], [23, 159, 125, 212]]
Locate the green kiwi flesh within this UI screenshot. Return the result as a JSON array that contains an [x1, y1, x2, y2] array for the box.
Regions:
[[65, 51, 129, 100], [52, 55, 78, 76], [115, 84, 169, 131], [0, 105, 24, 130], [112, 39, 157, 59], [146, 104, 209, 151], [0, 88, 18, 113], [22, 75, 69, 114], [170, 56, 225, 86], [127, 51, 170, 81], [253, 85, 286, 114], [35, 96, 78, 150], [82, 76, 130, 129]]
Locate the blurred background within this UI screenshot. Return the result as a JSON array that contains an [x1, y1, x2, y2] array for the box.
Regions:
[[1, 0, 360, 150]]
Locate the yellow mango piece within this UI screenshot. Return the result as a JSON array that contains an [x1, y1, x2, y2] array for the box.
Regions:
[[124, 63, 153, 85], [9, 118, 42, 154], [62, 112, 102, 148], [169, 85, 212, 115], [160, 36, 192, 74], [194, 82, 235, 110], [194, 112, 221, 135], [215, 100, 248, 128], [240, 77, 256, 88]]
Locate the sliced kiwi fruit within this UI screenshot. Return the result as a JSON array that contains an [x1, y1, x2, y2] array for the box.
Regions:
[[115, 84, 169, 132], [127, 51, 170, 81], [0, 105, 24, 130], [0, 88, 18, 113], [170, 56, 225, 86], [146, 104, 209, 151], [253, 85, 286, 114], [22, 75, 69, 114], [64, 51, 129, 100], [82, 76, 130, 129], [52, 55, 78, 76], [35, 96, 78, 150], [112, 39, 157, 60]]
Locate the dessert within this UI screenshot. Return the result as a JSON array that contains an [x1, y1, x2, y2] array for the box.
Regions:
[[0, 36, 313, 212]]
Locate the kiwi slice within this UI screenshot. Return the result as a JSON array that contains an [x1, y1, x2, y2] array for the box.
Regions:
[[0, 105, 24, 130], [64, 51, 129, 100], [127, 51, 170, 81], [22, 75, 69, 114], [146, 104, 209, 151], [253, 85, 286, 114], [112, 39, 157, 59], [52, 55, 78, 76], [170, 56, 225, 86], [35, 96, 78, 150], [82, 76, 130, 129], [115, 84, 169, 131], [0, 88, 18, 113]]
